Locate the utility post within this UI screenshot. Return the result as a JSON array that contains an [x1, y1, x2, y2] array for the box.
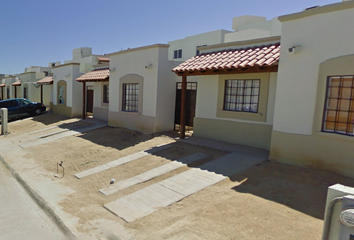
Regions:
[[1, 108, 8, 135]]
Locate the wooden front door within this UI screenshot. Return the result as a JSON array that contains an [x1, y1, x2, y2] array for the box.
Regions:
[[86, 87, 94, 113], [174, 82, 197, 131]]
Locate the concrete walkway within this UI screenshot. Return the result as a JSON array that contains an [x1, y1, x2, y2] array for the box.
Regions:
[[74, 144, 172, 179], [104, 151, 265, 222], [99, 152, 209, 196], [19, 120, 107, 148]]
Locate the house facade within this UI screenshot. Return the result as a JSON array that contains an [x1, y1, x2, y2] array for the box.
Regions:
[[52, 47, 105, 118], [269, 1, 354, 178], [20, 66, 52, 106], [173, 36, 280, 150], [107, 44, 180, 133]]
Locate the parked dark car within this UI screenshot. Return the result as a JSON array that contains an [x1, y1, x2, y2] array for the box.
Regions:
[[0, 98, 46, 120]]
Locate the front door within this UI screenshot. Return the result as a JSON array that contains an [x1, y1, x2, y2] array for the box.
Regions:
[[86, 86, 94, 113], [174, 82, 197, 131]]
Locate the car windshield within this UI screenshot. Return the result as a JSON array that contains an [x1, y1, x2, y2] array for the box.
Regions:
[[19, 99, 32, 106]]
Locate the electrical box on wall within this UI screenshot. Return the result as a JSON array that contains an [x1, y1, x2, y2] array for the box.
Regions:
[[323, 184, 354, 240], [339, 195, 354, 240]]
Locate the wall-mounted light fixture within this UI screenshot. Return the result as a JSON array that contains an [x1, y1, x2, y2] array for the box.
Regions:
[[145, 64, 153, 69], [109, 68, 116, 72], [287, 45, 302, 55], [65, 73, 71, 78]]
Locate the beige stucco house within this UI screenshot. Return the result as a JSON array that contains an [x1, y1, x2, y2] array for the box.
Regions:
[[76, 58, 109, 121], [105, 44, 180, 133], [172, 36, 280, 150], [52, 47, 106, 118], [269, 1, 354, 178]]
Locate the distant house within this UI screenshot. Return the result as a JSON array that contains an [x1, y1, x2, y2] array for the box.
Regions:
[[269, 0, 354, 178], [76, 59, 109, 121], [2, 75, 19, 100], [52, 47, 106, 118], [20, 66, 52, 106]]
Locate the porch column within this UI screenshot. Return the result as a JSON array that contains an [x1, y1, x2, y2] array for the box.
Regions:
[[179, 75, 187, 139], [40, 85, 43, 104], [82, 81, 86, 119]]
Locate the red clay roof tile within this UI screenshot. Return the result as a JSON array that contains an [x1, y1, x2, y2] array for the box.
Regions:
[[97, 57, 109, 62], [12, 81, 21, 86], [37, 76, 53, 84], [172, 43, 280, 74], [76, 68, 109, 82]]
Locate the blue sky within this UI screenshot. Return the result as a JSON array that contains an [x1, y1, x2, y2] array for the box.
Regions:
[[0, 0, 337, 74]]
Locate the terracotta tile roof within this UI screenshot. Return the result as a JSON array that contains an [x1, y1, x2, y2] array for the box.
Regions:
[[0, 83, 5, 87], [12, 81, 21, 86], [76, 68, 109, 82], [97, 57, 109, 62], [37, 76, 53, 84], [172, 43, 280, 75]]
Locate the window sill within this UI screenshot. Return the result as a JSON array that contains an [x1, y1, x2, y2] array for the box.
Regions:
[[216, 109, 265, 122], [316, 131, 354, 141], [121, 111, 140, 115]]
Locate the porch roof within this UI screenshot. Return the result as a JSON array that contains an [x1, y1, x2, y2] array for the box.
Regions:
[[37, 76, 53, 84], [172, 42, 280, 76], [76, 68, 109, 82], [12, 81, 21, 86], [0, 83, 4, 87], [97, 57, 109, 62]]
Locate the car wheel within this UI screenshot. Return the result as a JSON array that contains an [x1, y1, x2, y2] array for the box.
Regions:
[[35, 108, 42, 115]]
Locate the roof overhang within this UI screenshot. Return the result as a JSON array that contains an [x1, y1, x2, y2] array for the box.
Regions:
[[172, 42, 280, 77], [12, 81, 21, 86], [76, 68, 109, 82], [0, 83, 5, 87], [37, 76, 53, 85]]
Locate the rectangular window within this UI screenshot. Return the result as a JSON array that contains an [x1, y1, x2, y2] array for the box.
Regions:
[[174, 49, 182, 59], [103, 85, 109, 103], [122, 83, 139, 112], [323, 76, 354, 136], [223, 79, 260, 113], [58, 86, 65, 105], [7, 87, 10, 99]]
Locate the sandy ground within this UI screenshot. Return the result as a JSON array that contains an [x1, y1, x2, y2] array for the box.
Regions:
[[3, 113, 354, 240]]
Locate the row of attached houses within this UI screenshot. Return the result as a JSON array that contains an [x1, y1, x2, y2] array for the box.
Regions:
[[2, 0, 354, 179]]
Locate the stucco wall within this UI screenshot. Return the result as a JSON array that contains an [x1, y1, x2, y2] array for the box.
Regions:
[[273, 6, 354, 135], [109, 46, 160, 117], [270, 54, 354, 178], [189, 72, 276, 149], [155, 48, 179, 132], [108, 44, 177, 133], [52, 64, 82, 117], [168, 30, 231, 61]]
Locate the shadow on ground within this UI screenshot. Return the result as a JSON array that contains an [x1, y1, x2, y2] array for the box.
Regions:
[[24, 114, 354, 221], [230, 161, 354, 219]]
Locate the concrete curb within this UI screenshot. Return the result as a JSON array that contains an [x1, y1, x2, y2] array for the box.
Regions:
[[0, 154, 78, 240]]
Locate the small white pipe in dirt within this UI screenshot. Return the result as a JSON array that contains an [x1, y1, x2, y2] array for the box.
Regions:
[[0, 108, 8, 135], [322, 197, 343, 240]]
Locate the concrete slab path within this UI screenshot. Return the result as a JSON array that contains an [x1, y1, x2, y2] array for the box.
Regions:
[[104, 151, 265, 222], [19, 121, 106, 148], [99, 152, 209, 196], [74, 144, 172, 179]]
